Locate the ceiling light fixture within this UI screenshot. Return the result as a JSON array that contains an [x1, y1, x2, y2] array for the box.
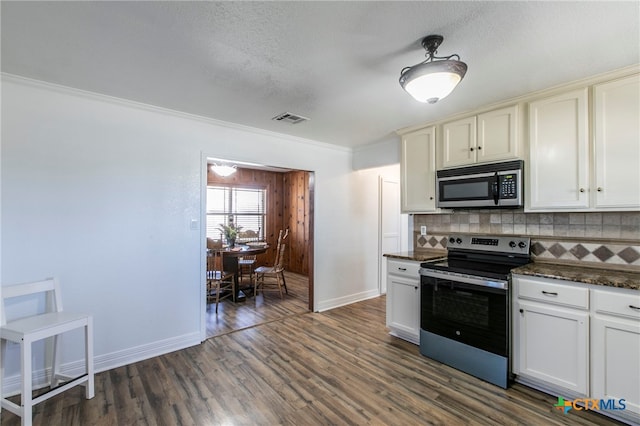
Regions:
[[399, 35, 467, 104], [210, 163, 237, 177]]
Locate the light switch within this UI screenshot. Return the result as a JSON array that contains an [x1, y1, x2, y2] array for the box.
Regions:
[[190, 219, 199, 230], [420, 226, 427, 235]]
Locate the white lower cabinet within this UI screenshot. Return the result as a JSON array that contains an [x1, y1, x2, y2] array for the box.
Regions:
[[513, 274, 640, 424], [591, 288, 640, 421], [386, 258, 421, 344], [513, 276, 589, 396]]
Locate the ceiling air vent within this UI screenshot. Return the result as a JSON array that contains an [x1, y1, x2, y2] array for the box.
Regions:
[[271, 112, 309, 124]]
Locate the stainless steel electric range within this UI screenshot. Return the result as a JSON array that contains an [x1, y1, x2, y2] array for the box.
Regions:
[[419, 234, 531, 388]]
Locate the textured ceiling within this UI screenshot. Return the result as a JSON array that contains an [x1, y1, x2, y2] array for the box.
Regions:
[[2, 1, 639, 149]]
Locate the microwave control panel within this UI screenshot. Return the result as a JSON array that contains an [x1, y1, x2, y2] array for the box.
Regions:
[[499, 174, 518, 199]]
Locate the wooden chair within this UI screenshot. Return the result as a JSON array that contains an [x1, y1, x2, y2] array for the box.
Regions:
[[254, 243, 287, 300], [238, 255, 257, 285], [273, 229, 289, 294], [0, 277, 94, 426], [207, 238, 223, 250], [206, 250, 235, 313]]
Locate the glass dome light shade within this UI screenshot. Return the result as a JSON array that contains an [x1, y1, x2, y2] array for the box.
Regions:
[[399, 59, 467, 104], [211, 164, 237, 177]]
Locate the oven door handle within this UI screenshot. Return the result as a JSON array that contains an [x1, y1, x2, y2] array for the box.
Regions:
[[420, 269, 508, 290]]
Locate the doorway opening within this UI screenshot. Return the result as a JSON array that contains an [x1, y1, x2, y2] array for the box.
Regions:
[[202, 160, 314, 339]]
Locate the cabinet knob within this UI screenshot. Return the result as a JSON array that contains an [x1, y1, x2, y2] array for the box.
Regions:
[[469, 147, 474, 152], [429, 196, 434, 200], [579, 188, 585, 193], [519, 309, 524, 314], [477, 146, 482, 150], [597, 187, 603, 192], [414, 286, 418, 290]]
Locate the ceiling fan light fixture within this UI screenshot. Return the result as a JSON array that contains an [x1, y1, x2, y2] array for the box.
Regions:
[[399, 35, 467, 104], [210, 163, 237, 177]]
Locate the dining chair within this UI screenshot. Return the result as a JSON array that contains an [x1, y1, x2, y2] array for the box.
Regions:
[[206, 250, 235, 313], [207, 238, 223, 250], [272, 228, 289, 294], [254, 243, 287, 300], [0, 277, 94, 426], [238, 255, 257, 285]]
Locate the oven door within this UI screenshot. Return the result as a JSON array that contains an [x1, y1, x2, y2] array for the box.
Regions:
[[420, 270, 508, 357]]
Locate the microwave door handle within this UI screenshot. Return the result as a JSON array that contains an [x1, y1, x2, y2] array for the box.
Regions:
[[492, 172, 500, 205]]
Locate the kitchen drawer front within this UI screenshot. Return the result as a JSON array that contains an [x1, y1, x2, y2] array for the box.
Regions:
[[387, 259, 421, 279], [593, 289, 640, 321], [516, 276, 589, 310]]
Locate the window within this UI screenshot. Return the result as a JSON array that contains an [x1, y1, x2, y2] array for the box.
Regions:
[[206, 186, 266, 241]]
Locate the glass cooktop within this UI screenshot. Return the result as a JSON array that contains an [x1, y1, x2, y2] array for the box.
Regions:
[[420, 258, 520, 281]]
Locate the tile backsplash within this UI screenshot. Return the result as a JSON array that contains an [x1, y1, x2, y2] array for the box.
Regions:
[[414, 210, 640, 239], [414, 210, 640, 269]]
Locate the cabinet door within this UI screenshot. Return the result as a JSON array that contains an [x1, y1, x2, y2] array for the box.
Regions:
[[401, 126, 436, 212], [477, 105, 519, 163], [387, 275, 420, 343], [514, 301, 589, 395], [592, 315, 640, 417], [528, 88, 590, 210], [594, 74, 640, 209], [442, 116, 477, 168]]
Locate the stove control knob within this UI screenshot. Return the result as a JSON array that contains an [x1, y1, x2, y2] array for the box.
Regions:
[[456, 238, 462, 244], [449, 237, 455, 244], [518, 241, 527, 249], [509, 241, 517, 248]]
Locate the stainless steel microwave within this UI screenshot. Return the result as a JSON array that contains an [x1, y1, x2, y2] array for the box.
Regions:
[[436, 160, 524, 208]]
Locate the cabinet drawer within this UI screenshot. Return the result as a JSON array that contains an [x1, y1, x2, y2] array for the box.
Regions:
[[387, 259, 421, 279], [516, 277, 589, 309], [593, 289, 640, 321]]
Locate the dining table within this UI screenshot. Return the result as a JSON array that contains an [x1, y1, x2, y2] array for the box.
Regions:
[[208, 244, 269, 302]]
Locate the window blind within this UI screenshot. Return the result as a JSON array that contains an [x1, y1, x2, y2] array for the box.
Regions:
[[206, 186, 266, 241]]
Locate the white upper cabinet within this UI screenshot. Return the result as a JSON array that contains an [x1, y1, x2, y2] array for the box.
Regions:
[[528, 88, 590, 210], [593, 74, 640, 209], [442, 116, 476, 167], [527, 73, 640, 212], [442, 105, 519, 168], [477, 105, 520, 163], [400, 126, 437, 213]]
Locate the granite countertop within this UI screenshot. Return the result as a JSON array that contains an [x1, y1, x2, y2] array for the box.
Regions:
[[512, 262, 640, 291], [383, 249, 447, 262]]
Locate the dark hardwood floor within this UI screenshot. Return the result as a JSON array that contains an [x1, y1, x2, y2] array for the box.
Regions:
[[2, 273, 626, 425], [206, 271, 310, 338]]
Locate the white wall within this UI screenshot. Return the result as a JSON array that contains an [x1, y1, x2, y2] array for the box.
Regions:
[[352, 138, 400, 170], [0, 75, 381, 388]]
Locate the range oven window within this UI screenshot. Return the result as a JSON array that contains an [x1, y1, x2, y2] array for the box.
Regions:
[[432, 289, 489, 328], [421, 275, 508, 357]]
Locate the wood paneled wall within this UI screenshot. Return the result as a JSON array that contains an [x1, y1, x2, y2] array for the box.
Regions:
[[283, 171, 310, 275], [207, 167, 311, 277], [207, 167, 284, 267]]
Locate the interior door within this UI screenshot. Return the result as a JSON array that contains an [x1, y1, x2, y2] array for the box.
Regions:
[[380, 177, 402, 294]]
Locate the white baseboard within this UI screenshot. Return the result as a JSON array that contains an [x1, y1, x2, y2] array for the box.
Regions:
[[316, 289, 380, 312], [1, 332, 200, 397]]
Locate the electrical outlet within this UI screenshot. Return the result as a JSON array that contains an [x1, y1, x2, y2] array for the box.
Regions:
[[420, 225, 427, 235]]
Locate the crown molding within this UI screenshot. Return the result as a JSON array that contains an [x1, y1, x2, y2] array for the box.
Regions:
[[1, 72, 352, 153]]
